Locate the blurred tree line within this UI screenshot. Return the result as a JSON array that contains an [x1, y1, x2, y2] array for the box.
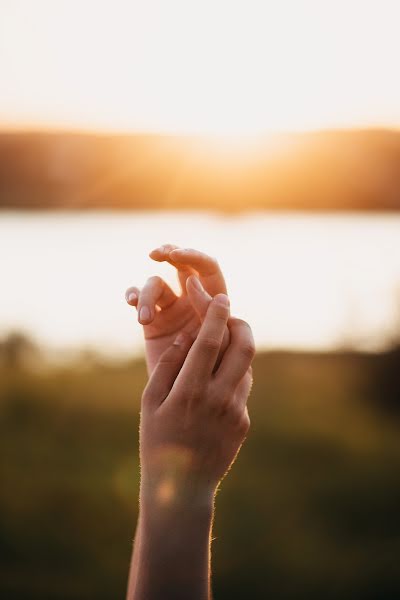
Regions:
[[0, 129, 399, 211]]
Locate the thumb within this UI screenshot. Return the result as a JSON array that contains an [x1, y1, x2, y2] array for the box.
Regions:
[[143, 332, 193, 408], [186, 275, 212, 321]]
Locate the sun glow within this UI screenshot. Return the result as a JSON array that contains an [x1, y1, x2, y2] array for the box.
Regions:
[[0, 0, 399, 135]]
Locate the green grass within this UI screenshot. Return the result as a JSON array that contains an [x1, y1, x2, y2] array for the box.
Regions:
[[1, 351, 400, 599]]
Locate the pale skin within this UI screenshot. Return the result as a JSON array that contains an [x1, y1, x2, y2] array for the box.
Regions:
[[125, 244, 230, 374], [125, 246, 255, 600]]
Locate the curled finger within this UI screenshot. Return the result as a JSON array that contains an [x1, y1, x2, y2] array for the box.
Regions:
[[149, 243, 197, 295], [169, 248, 227, 296], [125, 286, 140, 307], [137, 275, 178, 325]]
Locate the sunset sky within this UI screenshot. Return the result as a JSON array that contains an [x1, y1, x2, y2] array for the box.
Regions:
[[0, 0, 399, 134]]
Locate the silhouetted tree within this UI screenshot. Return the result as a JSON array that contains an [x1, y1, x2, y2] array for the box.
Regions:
[[0, 332, 40, 370]]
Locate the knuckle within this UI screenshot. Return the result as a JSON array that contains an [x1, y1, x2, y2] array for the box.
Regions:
[[199, 336, 220, 352], [147, 275, 163, 287], [182, 381, 204, 404], [208, 387, 229, 414], [207, 255, 219, 270], [226, 402, 243, 430], [225, 403, 250, 433], [230, 404, 243, 423], [240, 342, 256, 360], [157, 346, 179, 365], [165, 244, 180, 257], [161, 243, 175, 253], [239, 412, 251, 434], [157, 356, 176, 366], [231, 317, 252, 330], [141, 387, 153, 406], [212, 305, 229, 321]]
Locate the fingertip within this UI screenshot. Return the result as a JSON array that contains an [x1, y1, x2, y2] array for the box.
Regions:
[[127, 292, 137, 306], [150, 244, 177, 262], [149, 248, 161, 261], [213, 293, 230, 308], [125, 288, 138, 306], [138, 305, 152, 325]]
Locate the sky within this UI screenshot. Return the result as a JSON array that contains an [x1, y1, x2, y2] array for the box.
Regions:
[[0, 0, 399, 134]]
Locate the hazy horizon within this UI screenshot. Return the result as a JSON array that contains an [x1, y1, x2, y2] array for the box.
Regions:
[[1, 0, 399, 135]]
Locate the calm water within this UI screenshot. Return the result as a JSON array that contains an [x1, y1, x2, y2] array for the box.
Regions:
[[1, 211, 400, 357]]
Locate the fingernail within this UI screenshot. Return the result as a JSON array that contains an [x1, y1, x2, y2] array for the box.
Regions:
[[173, 332, 186, 346], [190, 276, 204, 292], [128, 292, 137, 303], [139, 306, 151, 322], [215, 293, 230, 307]]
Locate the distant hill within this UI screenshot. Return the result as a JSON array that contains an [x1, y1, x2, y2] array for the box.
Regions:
[[0, 129, 399, 211]]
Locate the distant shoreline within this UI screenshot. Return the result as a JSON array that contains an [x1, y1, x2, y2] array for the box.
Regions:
[[1, 128, 399, 211]]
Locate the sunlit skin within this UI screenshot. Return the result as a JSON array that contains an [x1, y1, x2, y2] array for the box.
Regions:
[[125, 245, 230, 373], [125, 248, 254, 600]]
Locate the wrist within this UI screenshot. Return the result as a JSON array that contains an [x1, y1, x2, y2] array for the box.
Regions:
[[138, 497, 214, 537], [134, 481, 214, 600], [139, 475, 216, 518], [137, 481, 214, 566]]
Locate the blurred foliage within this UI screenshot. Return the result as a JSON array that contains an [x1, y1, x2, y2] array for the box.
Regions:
[[0, 333, 40, 371], [1, 344, 400, 599]]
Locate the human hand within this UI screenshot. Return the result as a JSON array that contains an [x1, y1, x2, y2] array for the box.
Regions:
[[125, 245, 229, 373], [139, 294, 255, 508]]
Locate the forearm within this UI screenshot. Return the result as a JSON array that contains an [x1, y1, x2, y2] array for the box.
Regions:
[[126, 292, 254, 599], [127, 490, 215, 600]]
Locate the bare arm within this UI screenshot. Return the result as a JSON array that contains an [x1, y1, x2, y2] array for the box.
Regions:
[[126, 295, 254, 600]]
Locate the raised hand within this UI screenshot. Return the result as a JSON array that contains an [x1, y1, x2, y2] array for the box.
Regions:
[[127, 294, 255, 600], [140, 295, 254, 498], [125, 245, 229, 372]]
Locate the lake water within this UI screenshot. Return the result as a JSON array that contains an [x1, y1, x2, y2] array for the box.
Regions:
[[1, 211, 400, 358]]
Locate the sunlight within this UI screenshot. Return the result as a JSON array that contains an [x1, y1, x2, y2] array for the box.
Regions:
[[184, 135, 271, 167], [0, 0, 399, 134]]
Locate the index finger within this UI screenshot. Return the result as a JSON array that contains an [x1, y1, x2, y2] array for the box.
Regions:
[[174, 293, 230, 388], [169, 248, 227, 296], [149, 244, 197, 294]]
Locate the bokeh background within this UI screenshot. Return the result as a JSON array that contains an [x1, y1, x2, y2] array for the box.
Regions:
[[1, 1, 400, 598]]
